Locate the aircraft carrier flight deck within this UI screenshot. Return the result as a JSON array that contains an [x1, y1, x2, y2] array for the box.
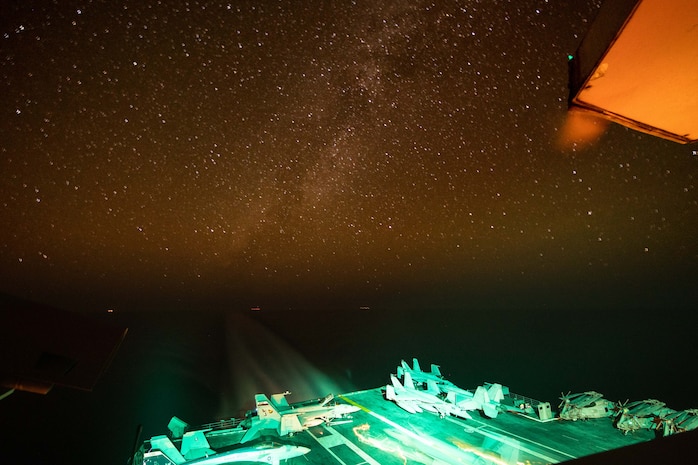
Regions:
[[136, 359, 697, 465], [138, 391, 653, 464], [334, 388, 651, 464]]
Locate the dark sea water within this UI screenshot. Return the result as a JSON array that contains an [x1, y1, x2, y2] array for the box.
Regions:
[[3, 303, 696, 465]]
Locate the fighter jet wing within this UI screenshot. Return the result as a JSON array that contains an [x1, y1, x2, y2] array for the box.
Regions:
[[240, 421, 266, 444], [396, 399, 423, 414], [240, 416, 284, 444], [448, 405, 473, 420], [482, 402, 499, 419]]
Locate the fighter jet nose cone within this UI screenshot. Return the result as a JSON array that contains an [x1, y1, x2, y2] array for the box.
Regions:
[[288, 445, 311, 458]]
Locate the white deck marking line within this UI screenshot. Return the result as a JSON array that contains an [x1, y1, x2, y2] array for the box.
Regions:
[[446, 417, 563, 463], [342, 393, 573, 463], [454, 416, 577, 461], [308, 429, 349, 465], [324, 425, 382, 465], [341, 395, 490, 464]]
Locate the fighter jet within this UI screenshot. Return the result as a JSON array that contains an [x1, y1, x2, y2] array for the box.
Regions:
[[397, 358, 468, 398], [241, 392, 360, 443], [385, 372, 472, 419], [397, 358, 446, 385], [147, 434, 310, 465], [447, 383, 506, 419], [397, 359, 506, 419]]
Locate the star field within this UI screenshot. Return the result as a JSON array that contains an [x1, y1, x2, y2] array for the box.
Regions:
[[2, 0, 697, 311]]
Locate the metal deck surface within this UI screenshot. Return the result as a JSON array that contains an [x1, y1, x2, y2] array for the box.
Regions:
[[217, 387, 655, 465]]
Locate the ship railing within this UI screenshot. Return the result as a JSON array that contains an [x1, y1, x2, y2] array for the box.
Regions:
[[191, 417, 244, 432], [508, 391, 545, 409]]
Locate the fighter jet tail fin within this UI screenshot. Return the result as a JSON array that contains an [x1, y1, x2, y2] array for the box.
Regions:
[[426, 379, 441, 395], [397, 365, 405, 378], [474, 385, 501, 418], [430, 363, 442, 377], [389, 375, 403, 392], [487, 383, 505, 403], [256, 393, 282, 421], [319, 393, 334, 407], [473, 385, 490, 405], [474, 385, 499, 418], [149, 435, 186, 465], [271, 391, 291, 408], [385, 383, 397, 401], [241, 394, 287, 444], [181, 431, 216, 460], [403, 371, 416, 390], [412, 358, 421, 372], [398, 359, 410, 378]]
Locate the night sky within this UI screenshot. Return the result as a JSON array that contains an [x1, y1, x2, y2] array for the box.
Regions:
[[2, 1, 698, 463], [4, 0, 696, 312]]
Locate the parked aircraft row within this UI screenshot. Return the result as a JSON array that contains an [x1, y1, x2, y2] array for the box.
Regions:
[[142, 358, 698, 465], [386, 372, 474, 419], [385, 358, 511, 420], [144, 391, 360, 464], [614, 399, 698, 436], [558, 391, 698, 436]]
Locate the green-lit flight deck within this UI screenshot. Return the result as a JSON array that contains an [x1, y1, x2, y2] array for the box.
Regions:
[[138, 386, 655, 465]]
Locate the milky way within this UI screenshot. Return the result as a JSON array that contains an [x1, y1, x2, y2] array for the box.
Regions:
[[2, 1, 696, 311]]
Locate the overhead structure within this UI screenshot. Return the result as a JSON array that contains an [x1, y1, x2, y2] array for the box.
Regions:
[[568, 0, 698, 144], [0, 294, 127, 395]]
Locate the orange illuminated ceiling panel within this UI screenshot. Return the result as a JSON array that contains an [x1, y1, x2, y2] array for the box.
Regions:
[[569, 0, 698, 144]]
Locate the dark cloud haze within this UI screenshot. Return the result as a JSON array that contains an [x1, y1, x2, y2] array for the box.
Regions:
[[2, 0, 697, 313]]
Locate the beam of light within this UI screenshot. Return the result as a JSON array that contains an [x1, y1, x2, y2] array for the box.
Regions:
[[354, 422, 506, 465], [450, 437, 527, 465], [556, 107, 610, 151], [348, 396, 482, 464], [219, 311, 349, 415], [352, 423, 416, 465]]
